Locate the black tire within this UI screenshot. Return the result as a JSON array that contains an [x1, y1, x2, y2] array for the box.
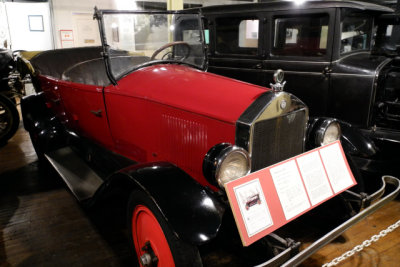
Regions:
[[0, 93, 20, 144], [128, 190, 202, 267]]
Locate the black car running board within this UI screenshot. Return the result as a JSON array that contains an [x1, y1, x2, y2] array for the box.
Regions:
[[45, 147, 103, 201]]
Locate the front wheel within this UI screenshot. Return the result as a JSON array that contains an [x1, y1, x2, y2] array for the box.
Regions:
[[0, 93, 20, 144], [128, 190, 202, 267]]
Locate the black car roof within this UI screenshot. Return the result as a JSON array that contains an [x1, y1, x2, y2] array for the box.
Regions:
[[199, 0, 393, 14]]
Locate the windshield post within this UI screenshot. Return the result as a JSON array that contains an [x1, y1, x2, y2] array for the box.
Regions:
[[94, 7, 118, 85], [198, 9, 208, 71]]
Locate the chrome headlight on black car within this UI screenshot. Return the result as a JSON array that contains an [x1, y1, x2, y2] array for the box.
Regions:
[[310, 118, 341, 147], [203, 144, 251, 188]]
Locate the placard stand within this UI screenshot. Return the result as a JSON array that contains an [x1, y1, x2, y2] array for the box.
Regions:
[[224, 141, 356, 246]]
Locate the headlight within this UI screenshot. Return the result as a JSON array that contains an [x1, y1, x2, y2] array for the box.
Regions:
[[315, 119, 341, 146], [203, 144, 251, 188]]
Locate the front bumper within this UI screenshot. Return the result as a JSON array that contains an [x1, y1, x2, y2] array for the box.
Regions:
[[255, 175, 400, 267]]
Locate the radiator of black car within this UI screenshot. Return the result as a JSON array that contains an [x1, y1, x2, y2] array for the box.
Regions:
[[236, 91, 308, 171]]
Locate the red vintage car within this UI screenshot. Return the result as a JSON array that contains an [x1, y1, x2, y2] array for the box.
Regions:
[[20, 8, 399, 267]]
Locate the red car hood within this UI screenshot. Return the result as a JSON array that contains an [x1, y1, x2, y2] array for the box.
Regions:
[[108, 64, 268, 124]]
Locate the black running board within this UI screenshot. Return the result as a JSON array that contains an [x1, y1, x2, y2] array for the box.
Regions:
[[45, 147, 103, 201]]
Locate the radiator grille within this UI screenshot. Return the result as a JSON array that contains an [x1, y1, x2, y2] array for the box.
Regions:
[[251, 109, 307, 171]]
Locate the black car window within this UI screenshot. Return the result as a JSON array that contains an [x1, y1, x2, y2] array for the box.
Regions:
[[272, 14, 329, 57], [340, 10, 373, 54], [215, 17, 259, 55]]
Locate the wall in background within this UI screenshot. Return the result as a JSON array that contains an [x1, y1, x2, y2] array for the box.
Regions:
[[0, 3, 11, 49], [2, 0, 253, 50], [52, 0, 117, 48], [6, 2, 53, 51], [51, 0, 253, 48]]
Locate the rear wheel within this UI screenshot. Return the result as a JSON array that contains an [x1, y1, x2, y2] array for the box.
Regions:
[[0, 93, 20, 145], [128, 190, 202, 267]]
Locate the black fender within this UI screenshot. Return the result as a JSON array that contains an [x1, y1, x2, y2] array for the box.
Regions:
[[21, 92, 49, 132], [307, 117, 377, 157], [21, 92, 67, 152], [103, 162, 225, 246], [338, 120, 377, 158]]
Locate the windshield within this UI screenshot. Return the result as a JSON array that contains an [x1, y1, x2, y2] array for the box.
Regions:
[[373, 14, 400, 56], [340, 11, 373, 54], [100, 12, 205, 80]]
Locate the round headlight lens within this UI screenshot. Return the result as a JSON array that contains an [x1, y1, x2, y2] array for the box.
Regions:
[[321, 121, 341, 146], [216, 147, 250, 188]]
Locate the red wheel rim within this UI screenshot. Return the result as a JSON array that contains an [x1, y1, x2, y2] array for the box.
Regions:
[[132, 205, 175, 267]]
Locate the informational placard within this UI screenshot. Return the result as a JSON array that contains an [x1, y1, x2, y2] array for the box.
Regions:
[[224, 141, 356, 246], [270, 160, 310, 220], [234, 179, 273, 237], [296, 151, 333, 206], [60, 30, 74, 48]]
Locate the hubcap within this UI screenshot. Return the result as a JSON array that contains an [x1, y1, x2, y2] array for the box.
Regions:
[[140, 252, 152, 266]]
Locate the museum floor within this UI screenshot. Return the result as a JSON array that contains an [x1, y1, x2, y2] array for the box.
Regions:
[[1, 124, 399, 267]]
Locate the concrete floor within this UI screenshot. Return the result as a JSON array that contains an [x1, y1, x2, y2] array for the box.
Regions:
[[1, 123, 400, 267]]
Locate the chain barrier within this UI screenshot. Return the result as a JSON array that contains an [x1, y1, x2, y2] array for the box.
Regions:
[[322, 219, 400, 267]]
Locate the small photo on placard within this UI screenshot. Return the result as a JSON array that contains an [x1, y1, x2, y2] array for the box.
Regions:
[[270, 160, 310, 220], [319, 142, 354, 193], [296, 151, 333, 206], [233, 179, 273, 237]]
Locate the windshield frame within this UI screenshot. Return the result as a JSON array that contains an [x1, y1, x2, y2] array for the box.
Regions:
[[94, 8, 207, 85], [372, 12, 400, 56]]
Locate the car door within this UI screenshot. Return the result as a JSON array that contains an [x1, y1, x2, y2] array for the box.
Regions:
[[262, 9, 336, 117], [58, 81, 114, 149], [207, 13, 265, 86]]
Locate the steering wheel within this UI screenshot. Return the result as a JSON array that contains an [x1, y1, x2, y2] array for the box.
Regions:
[[150, 41, 191, 61]]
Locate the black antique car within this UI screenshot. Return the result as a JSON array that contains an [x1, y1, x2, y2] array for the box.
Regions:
[[201, 0, 400, 178]]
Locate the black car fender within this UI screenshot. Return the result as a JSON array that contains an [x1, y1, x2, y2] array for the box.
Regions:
[[103, 161, 225, 246], [338, 120, 377, 158], [307, 117, 377, 158], [21, 92, 67, 152], [21, 92, 50, 132]]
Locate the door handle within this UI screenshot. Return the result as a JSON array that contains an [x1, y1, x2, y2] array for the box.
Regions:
[[90, 109, 102, 117], [322, 66, 332, 76], [51, 98, 61, 104]]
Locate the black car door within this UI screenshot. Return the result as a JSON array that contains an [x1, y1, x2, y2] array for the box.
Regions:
[[207, 12, 266, 86], [262, 9, 336, 117]]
